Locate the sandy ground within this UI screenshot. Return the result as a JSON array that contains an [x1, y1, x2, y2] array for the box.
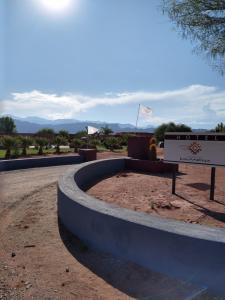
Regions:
[[0, 152, 224, 299], [88, 163, 225, 228]]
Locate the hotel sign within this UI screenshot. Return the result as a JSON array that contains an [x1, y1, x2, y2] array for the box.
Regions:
[[164, 132, 225, 167]]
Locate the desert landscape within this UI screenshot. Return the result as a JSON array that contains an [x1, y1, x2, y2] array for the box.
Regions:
[[0, 151, 224, 299]]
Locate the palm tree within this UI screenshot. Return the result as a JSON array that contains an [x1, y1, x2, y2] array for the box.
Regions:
[[1, 136, 18, 159], [54, 136, 67, 154], [19, 136, 33, 156], [58, 130, 70, 140], [35, 137, 48, 155]]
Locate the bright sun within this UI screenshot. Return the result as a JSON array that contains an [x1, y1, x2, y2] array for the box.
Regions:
[[40, 0, 73, 13]]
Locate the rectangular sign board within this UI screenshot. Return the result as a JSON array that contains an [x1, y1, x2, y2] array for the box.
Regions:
[[164, 132, 225, 167]]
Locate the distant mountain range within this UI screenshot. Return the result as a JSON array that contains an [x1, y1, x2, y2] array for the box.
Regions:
[[12, 116, 155, 133]]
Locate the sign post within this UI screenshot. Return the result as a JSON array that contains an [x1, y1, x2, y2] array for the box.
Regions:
[[210, 167, 216, 200], [164, 132, 225, 201], [172, 164, 176, 195]]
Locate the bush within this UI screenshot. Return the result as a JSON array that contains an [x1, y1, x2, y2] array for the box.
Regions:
[[1, 136, 18, 159], [35, 137, 48, 155], [54, 135, 68, 154], [74, 130, 88, 139], [58, 130, 70, 140], [71, 138, 85, 153], [215, 122, 225, 132], [149, 144, 157, 161], [100, 126, 113, 135], [19, 136, 33, 156], [155, 122, 192, 142], [104, 137, 122, 151], [36, 128, 55, 142], [119, 134, 129, 146]]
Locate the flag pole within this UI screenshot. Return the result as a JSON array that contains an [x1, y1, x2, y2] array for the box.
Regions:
[[135, 104, 141, 132]]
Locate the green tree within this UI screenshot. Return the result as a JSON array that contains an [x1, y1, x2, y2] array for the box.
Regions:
[[71, 138, 85, 153], [100, 126, 113, 135], [54, 135, 68, 154], [104, 137, 122, 151], [35, 137, 48, 155], [19, 136, 33, 156], [74, 130, 88, 139], [36, 128, 55, 140], [162, 0, 225, 73], [0, 116, 16, 134], [155, 122, 192, 141], [1, 136, 18, 159], [58, 130, 70, 140], [215, 122, 225, 132]]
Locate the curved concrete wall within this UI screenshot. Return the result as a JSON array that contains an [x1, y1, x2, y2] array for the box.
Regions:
[[58, 158, 225, 295], [0, 155, 83, 171]]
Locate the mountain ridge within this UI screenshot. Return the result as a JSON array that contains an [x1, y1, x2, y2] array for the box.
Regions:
[[11, 116, 155, 133]]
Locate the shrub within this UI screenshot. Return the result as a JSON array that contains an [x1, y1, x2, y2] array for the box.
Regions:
[[215, 122, 225, 132], [71, 138, 84, 153], [88, 138, 101, 149], [119, 134, 129, 146], [100, 126, 113, 135], [36, 128, 55, 142], [104, 137, 122, 151], [19, 136, 33, 156], [1, 136, 18, 159], [74, 130, 88, 139], [149, 137, 157, 161], [149, 144, 157, 161], [58, 130, 70, 140], [35, 137, 48, 155], [54, 135, 68, 154], [155, 122, 192, 142]]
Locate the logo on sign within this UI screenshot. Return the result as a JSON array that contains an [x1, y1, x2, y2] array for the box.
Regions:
[[188, 142, 202, 155]]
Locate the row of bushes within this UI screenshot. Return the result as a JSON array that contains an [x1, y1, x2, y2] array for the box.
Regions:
[[0, 134, 129, 159], [0, 135, 68, 159]]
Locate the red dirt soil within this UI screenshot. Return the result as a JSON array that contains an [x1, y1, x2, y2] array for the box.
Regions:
[[88, 163, 225, 228]]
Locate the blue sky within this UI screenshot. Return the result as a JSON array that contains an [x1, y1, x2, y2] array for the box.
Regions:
[[1, 0, 225, 128]]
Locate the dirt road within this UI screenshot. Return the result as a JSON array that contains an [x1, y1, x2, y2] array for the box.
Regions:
[[0, 160, 223, 299]]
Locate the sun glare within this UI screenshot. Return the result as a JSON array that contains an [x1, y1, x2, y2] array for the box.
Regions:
[[39, 0, 73, 13]]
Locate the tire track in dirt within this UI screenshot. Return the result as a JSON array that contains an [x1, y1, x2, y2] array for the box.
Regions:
[[0, 182, 57, 234]]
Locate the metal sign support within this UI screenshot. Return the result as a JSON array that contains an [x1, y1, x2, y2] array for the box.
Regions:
[[210, 167, 216, 201], [172, 164, 177, 195]]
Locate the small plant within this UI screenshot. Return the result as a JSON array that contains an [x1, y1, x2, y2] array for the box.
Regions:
[[1, 136, 18, 159], [71, 138, 84, 153], [35, 137, 48, 155], [104, 137, 122, 151], [19, 136, 33, 156], [149, 137, 157, 161], [54, 135, 68, 154], [100, 126, 113, 135]]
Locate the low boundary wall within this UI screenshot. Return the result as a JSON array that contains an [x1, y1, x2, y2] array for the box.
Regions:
[[58, 158, 225, 295], [0, 155, 83, 171]]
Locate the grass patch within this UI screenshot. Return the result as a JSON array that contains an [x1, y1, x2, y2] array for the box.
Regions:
[[0, 148, 73, 159]]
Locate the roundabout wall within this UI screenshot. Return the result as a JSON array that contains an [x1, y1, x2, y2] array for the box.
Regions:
[[58, 158, 225, 295], [0, 155, 83, 172]]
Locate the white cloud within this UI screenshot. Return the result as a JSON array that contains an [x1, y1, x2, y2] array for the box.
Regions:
[[1, 84, 225, 127]]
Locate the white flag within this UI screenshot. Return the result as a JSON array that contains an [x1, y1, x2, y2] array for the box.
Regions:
[[139, 104, 152, 120], [87, 126, 99, 135]]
